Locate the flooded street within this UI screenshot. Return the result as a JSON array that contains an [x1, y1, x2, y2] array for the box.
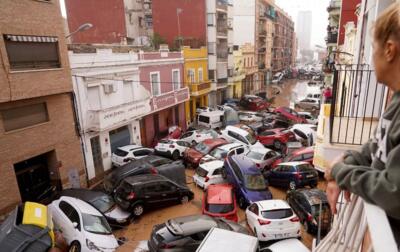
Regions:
[[116, 78, 327, 252]]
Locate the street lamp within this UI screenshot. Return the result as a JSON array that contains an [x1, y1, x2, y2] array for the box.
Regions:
[[65, 23, 93, 38]]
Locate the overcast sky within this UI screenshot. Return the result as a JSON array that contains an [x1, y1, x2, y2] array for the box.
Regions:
[[60, 0, 329, 47], [275, 0, 330, 48]]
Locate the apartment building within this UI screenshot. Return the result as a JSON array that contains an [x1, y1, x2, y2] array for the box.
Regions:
[[271, 7, 295, 73], [65, 0, 153, 45], [69, 45, 152, 184], [0, 0, 85, 214], [233, 47, 246, 98], [241, 43, 258, 95]]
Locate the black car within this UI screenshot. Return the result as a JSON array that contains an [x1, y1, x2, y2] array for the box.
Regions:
[[114, 174, 194, 216], [264, 162, 318, 190], [286, 189, 332, 235], [103, 155, 186, 193], [148, 214, 249, 252], [58, 188, 131, 228]]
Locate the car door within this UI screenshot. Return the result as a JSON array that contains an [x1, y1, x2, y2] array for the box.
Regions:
[[180, 131, 194, 143], [246, 203, 259, 231], [268, 167, 280, 185], [142, 182, 164, 206], [211, 167, 225, 184], [56, 200, 82, 243], [159, 181, 180, 204], [258, 131, 273, 145]]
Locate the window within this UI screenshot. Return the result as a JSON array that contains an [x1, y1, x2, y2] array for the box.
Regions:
[[172, 69, 180, 90], [198, 68, 204, 82], [236, 148, 245, 155], [198, 115, 210, 124], [59, 201, 81, 231], [133, 149, 153, 157], [1, 103, 49, 132], [208, 70, 215, 81], [4, 35, 60, 70], [150, 72, 161, 96], [208, 42, 216, 54], [187, 69, 195, 83], [249, 203, 259, 214], [207, 13, 215, 26], [213, 168, 222, 175], [303, 153, 313, 159]]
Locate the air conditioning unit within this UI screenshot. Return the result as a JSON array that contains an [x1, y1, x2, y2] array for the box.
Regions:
[[103, 83, 117, 94]]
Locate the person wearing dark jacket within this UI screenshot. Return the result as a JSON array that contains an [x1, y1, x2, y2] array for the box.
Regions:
[[324, 3, 400, 245]]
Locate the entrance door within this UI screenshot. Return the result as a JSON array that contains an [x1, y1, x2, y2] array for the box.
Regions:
[[109, 126, 131, 153], [90, 136, 104, 177], [14, 153, 51, 202]]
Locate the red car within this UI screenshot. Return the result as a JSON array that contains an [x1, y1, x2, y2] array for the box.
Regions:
[[271, 146, 315, 168], [183, 138, 228, 167], [240, 95, 270, 111], [274, 107, 307, 124], [257, 128, 296, 149], [202, 184, 238, 222]]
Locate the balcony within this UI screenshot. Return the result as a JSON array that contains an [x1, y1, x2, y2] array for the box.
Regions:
[[259, 11, 267, 20], [87, 99, 151, 132], [217, 78, 228, 89], [258, 63, 265, 70], [217, 48, 228, 60], [216, 0, 228, 12], [326, 32, 338, 44], [327, 0, 341, 12], [151, 87, 190, 111], [259, 29, 267, 37], [258, 47, 266, 54], [217, 24, 228, 37], [189, 81, 212, 96]]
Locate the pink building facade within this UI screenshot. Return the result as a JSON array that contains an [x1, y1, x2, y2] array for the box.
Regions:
[[138, 51, 189, 147]]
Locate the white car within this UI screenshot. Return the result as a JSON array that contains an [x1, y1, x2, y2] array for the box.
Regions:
[[272, 72, 284, 84], [200, 143, 248, 164], [246, 200, 301, 241], [196, 106, 214, 114], [290, 124, 317, 145], [297, 111, 318, 125], [49, 196, 119, 252], [179, 129, 219, 145], [193, 160, 226, 190], [238, 111, 263, 123], [111, 145, 154, 167], [154, 139, 191, 160], [220, 125, 265, 149], [266, 238, 310, 252], [245, 148, 281, 170]]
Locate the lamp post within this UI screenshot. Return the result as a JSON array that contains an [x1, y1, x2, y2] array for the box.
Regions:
[[65, 23, 93, 39]]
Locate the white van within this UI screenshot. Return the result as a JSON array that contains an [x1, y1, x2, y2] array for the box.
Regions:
[[197, 111, 224, 129], [221, 125, 265, 149]]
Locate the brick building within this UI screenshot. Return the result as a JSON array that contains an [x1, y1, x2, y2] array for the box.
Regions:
[[0, 0, 85, 214]]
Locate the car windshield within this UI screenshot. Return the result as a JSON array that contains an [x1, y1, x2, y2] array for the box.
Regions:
[[245, 133, 257, 145], [298, 164, 315, 171], [209, 147, 227, 159], [91, 196, 115, 213], [247, 151, 264, 160], [82, 213, 112, 235], [195, 142, 211, 154], [261, 208, 293, 219], [206, 203, 234, 214], [114, 148, 128, 157], [244, 174, 266, 191]]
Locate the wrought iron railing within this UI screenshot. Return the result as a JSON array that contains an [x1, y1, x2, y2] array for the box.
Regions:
[[329, 64, 387, 145]]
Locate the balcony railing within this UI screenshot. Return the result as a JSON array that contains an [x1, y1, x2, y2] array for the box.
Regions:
[[313, 194, 397, 252], [217, 24, 228, 37], [189, 81, 211, 96], [259, 29, 267, 36], [217, 49, 228, 59], [151, 87, 190, 111], [326, 32, 338, 44], [216, 0, 228, 11], [330, 65, 387, 145]]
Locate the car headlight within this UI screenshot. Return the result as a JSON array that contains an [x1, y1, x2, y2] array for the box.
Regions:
[[86, 239, 103, 251]]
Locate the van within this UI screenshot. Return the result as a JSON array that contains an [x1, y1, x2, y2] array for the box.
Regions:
[[197, 111, 224, 129]]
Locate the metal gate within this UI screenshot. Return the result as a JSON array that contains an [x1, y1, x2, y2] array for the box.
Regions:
[[109, 126, 131, 153]]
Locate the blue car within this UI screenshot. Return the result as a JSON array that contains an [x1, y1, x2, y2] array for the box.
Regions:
[[222, 155, 272, 209], [265, 161, 318, 190]]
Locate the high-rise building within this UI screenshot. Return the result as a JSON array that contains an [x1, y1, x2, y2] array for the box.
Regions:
[[296, 10, 312, 51], [0, 0, 86, 215]]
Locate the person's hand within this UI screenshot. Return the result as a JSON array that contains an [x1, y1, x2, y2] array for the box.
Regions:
[[325, 154, 344, 181], [326, 180, 351, 214]]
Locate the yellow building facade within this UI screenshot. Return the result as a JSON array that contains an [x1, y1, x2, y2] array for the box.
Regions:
[[233, 48, 245, 98], [182, 47, 211, 124]]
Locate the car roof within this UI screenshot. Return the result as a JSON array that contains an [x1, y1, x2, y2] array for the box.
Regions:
[[229, 155, 259, 174], [295, 189, 328, 205], [117, 145, 143, 151], [123, 174, 168, 185], [248, 147, 272, 155], [200, 160, 224, 170], [207, 184, 233, 204], [224, 126, 250, 135], [257, 199, 290, 211], [217, 143, 244, 151], [292, 146, 314, 155], [58, 196, 102, 216], [278, 161, 309, 166], [60, 189, 109, 202], [167, 215, 217, 235], [198, 111, 224, 116]]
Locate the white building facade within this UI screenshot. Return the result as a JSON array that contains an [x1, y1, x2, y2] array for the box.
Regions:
[[69, 49, 151, 183]]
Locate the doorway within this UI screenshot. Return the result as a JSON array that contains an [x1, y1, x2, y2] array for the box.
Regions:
[[109, 126, 131, 153], [90, 136, 104, 177]]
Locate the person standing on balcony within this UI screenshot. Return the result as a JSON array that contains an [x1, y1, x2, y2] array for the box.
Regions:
[[325, 3, 400, 245]]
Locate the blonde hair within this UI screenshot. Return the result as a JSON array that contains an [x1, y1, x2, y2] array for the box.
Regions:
[[374, 2, 400, 45]]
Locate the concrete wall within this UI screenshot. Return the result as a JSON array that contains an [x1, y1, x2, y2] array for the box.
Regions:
[[233, 0, 256, 46]]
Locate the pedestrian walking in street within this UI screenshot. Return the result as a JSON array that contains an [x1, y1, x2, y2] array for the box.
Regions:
[[325, 2, 400, 245]]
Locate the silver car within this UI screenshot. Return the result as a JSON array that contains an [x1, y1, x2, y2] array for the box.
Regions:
[[295, 98, 320, 111]]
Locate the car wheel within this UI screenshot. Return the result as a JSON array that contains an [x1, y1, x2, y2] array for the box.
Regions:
[[238, 197, 247, 209], [172, 150, 180, 160], [274, 140, 283, 149], [289, 181, 296, 190], [69, 241, 81, 252], [181, 195, 189, 204], [133, 204, 144, 217]]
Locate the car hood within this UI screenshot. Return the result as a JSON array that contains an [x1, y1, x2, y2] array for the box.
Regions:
[[243, 189, 272, 202], [84, 231, 119, 250], [104, 205, 131, 220], [250, 142, 265, 149], [186, 149, 204, 159]]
